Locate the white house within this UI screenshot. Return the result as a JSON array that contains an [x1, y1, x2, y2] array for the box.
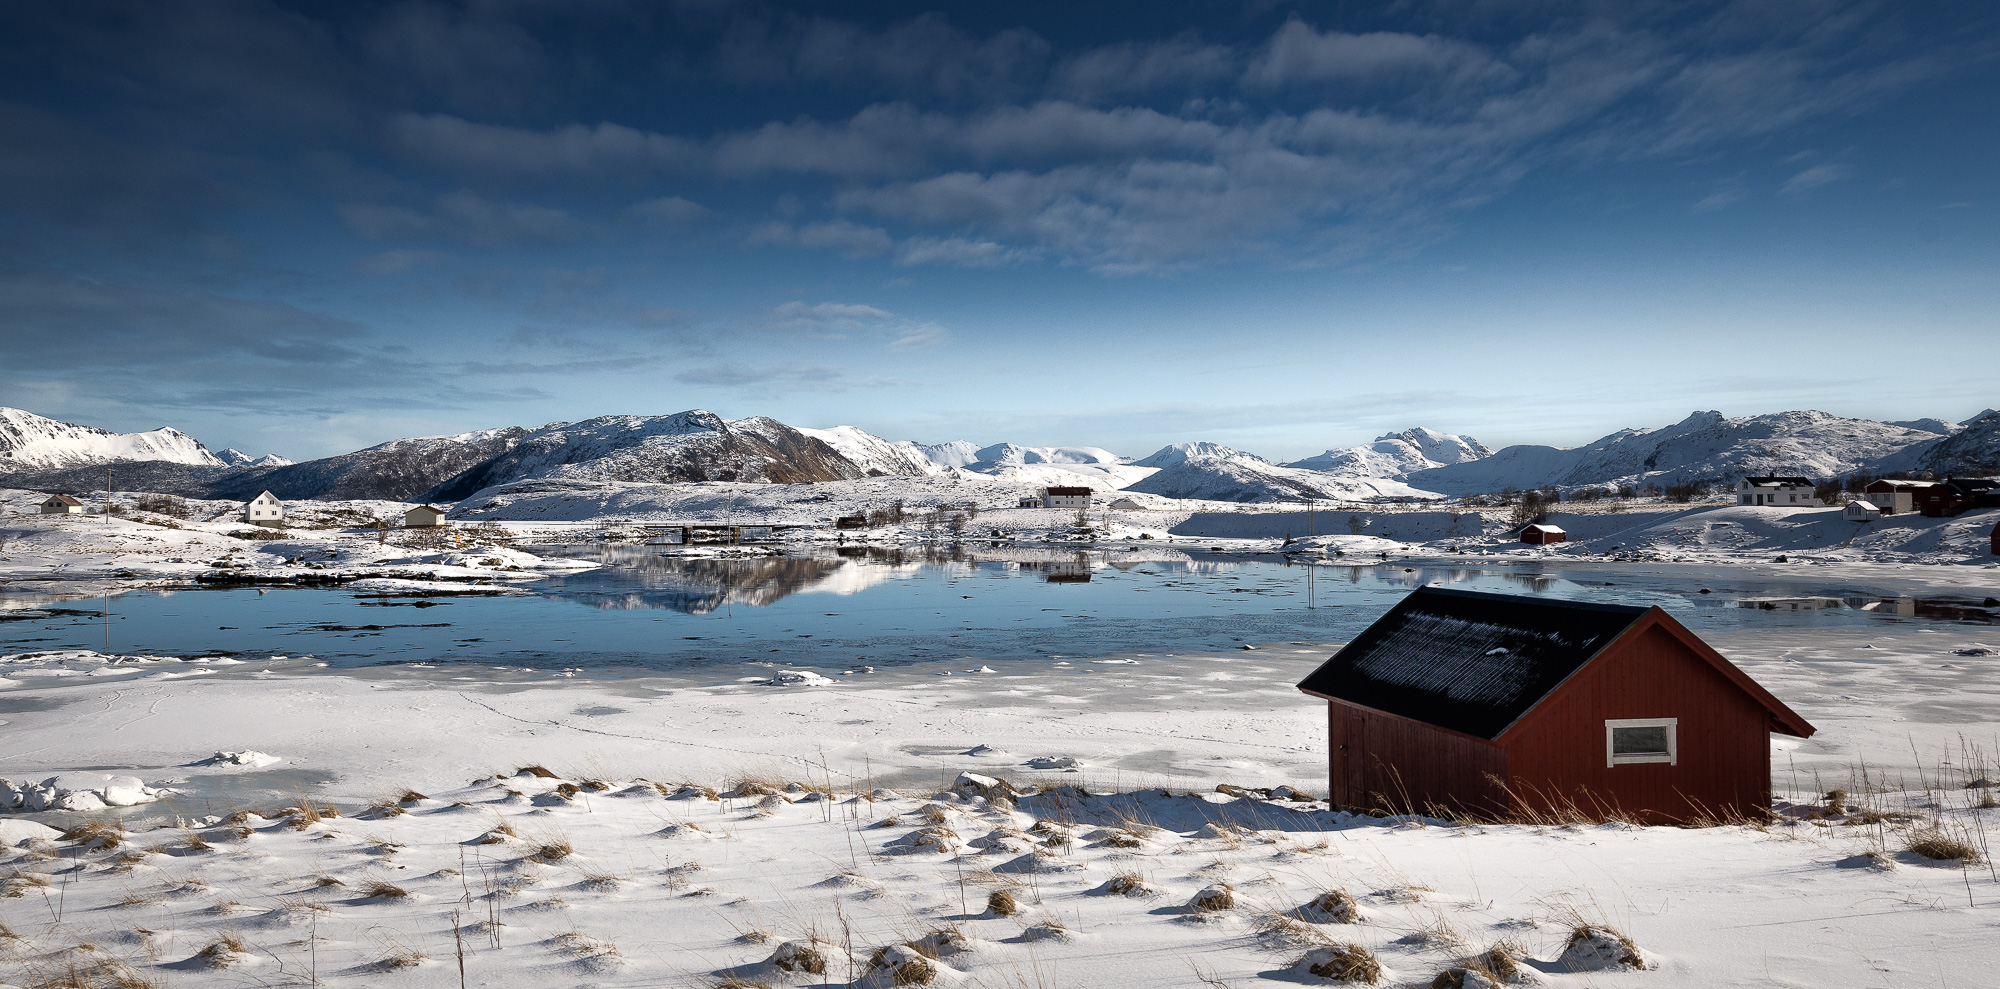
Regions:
[[403, 505, 448, 527], [1738, 475, 1814, 507], [1843, 499, 1884, 522], [243, 489, 285, 527], [1041, 486, 1093, 509], [39, 494, 83, 515]]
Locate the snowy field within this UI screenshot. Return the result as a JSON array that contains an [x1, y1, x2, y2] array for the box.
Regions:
[[1, 629, 1997, 988]]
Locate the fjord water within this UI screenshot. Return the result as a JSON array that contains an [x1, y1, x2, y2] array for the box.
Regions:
[[4, 547, 1991, 676]]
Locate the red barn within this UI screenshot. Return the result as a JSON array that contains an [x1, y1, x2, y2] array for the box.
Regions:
[[1520, 523, 1566, 544], [1296, 588, 1814, 824]]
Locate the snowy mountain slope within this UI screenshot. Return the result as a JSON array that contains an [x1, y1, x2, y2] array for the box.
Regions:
[[217, 449, 293, 468], [961, 443, 1126, 469], [1125, 455, 1442, 503], [0, 407, 221, 471], [967, 461, 1157, 489], [1886, 418, 1959, 436], [915, 440, 983, 468], [798, 426, 943, 477], [215, 426, 532, 502], [1134, 442, 1259, 468], [422, 411, 862, 502], [1410, 410, 1943, 495], [1916, 410, 2000, 476], [1285, 427, 1491, 478]]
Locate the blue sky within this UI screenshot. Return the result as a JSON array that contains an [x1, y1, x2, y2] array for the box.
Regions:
[[2, 1, 1995, 462]]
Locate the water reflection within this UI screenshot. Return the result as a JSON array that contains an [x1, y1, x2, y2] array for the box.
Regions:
[[1735, 595, 1994, 622], [535, 545, 1224, 613]]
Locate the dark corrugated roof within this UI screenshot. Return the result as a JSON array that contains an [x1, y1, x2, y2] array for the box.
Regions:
[[1296, 587, 1648, 740]]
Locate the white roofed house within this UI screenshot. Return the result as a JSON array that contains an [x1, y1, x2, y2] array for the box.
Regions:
[[243, 489, 285, 527], [1737, 475, 1814, 507], [1041, 486, 1093, 509], [1843, 500, 1884, 522], [403, 505, 448, 527], [39, 494, 84, 515]]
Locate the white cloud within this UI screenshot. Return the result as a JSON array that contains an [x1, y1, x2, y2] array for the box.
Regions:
[[894, 236, 1034, 268], [1779, 163, 1852, 196], [749, 220, 893, 257]]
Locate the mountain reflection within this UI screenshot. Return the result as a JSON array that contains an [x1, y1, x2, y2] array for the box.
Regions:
[[536, 545, 1206, 613]]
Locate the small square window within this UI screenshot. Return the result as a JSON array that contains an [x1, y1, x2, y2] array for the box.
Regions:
[[1605, 718, 1677, 766]]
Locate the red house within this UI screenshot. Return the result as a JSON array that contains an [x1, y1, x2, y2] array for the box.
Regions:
[[1520, 523, 1566, 544], [1296, 588, 1815, 824]]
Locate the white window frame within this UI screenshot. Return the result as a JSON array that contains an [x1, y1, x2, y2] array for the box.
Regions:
[[1605, 718, 1678, 767]]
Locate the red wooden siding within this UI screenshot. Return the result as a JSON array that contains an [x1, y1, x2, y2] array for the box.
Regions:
[[1499, 621, 1773, 822], [1327, 700, 1507, 818]]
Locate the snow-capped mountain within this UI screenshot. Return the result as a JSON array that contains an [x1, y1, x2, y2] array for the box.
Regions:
[[915, 440, 983, 469], [798, 426, 943, 477], [423, 412, 862, 502], [1133, 442, 1260, 468], [217, 449, 294, 468], [1286, 427, 1491, 479], [0, 407, 221, 471], [1408, 410, 1945, 495], [1917, 410, 2000, 476], [1124, 456, 1442, 503], [220, 427, 530, 502], [945, 443, 1152, 488]]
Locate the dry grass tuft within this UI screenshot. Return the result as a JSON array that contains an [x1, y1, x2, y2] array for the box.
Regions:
[[532, 830, 575, 862], [516, 765, 561, 779], [369, 800, 408, 818], [1258, 912, 1330, 949], [58, 820, 126, 848], [866, 944, 939, 985], [373, 948, 427, 971], [1188, 884, 1235, 913], [768, 939, 828, 975], [1304, 889, 1361, 923], [1906, 826, 1984, 864], [987, 888, 1020, 916], [1559, 923, 1645, 972], [398, 788, 428, 803], [357, 877, 411, 899], [2, 870, 53, 898], [1296, 943, 1382, 984], [195, 933, 250, 968], [1103, 871, 1153, 898]]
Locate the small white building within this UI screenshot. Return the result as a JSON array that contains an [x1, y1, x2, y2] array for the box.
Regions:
[[1843, 499, 1884, 522], [1016, 497, 1041, 508], [243, 489, 285, 527], [39, 494, 84, 515], [1738, 475, 1814, 507], [403, 505, 448, 527], [1042, 486, 1093, 510]]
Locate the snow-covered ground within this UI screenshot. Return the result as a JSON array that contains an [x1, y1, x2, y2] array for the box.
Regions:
[[0, 631, 1995, 988]]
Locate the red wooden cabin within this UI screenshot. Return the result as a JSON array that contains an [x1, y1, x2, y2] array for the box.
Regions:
[[1296, 587, 1814, 824], [1520, 524, 1566, 544]]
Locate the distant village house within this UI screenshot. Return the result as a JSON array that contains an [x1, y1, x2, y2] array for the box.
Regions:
[[1842, 500, 1883, 522], [1919, 478, 2000, 518], [1861, 479, 1934, 515], [243, 490, 285, 527], [38, 494, 84, 515], [1296, 587, 1815, 824], [1737, 475, 1813, 507], [1041, 486, 1093, 509], [1016, 496, 1041, 509], [403, 505, 448, 527]]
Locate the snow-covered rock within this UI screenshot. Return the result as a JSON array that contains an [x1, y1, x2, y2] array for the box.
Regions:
[[0, 773, 171, 812], [0, 407, 221, 471]]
